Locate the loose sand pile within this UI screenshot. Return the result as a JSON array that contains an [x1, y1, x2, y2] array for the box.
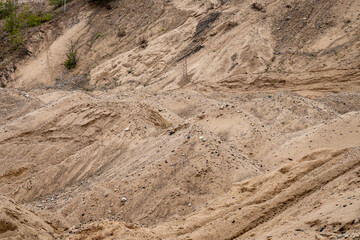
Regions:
[[0, 0, 359, 239]]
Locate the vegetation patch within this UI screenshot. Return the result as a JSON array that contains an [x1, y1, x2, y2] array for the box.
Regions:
[[1, 1, 54, 49], [64, 44, 78, 70], [0, 0, 16, 20]]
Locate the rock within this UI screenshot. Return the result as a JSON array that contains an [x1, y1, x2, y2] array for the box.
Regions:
[[125, 127, 130, 131], [251, 2, 265, 12], [169, 130, 175, 135], [188, 203, 192, 207], [295, 229, 303, 232], [337, 234, 345, 238], [199, 136, 206, 142], [121, 197, 127, 203], [118, 30, 126, 37]]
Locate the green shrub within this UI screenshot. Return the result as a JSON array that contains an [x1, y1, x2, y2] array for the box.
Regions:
[[3, 11, 20, 33], [3, 5, 53, 32], [17, 6, 53, 27], [9, 29, 23, 49], [3, 11, 23, 48], [64, 45, 77, 70], [2, 4, 54, 49], [25, 12, 54, 27], [0, 0, 16, 20]]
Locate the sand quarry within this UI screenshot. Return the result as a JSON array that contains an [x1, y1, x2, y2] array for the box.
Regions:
[[0, 0, 360, 239]]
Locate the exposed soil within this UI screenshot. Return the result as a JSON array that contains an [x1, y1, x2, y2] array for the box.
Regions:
[[0, 0, 359, 239]]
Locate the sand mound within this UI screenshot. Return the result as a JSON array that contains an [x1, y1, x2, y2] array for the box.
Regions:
[[0, 0, 359, 239]]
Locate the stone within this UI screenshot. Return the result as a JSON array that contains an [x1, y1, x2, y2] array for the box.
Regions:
[[121, 197, 127, 203], [251, 2, 265, 12], [199, 136, 206, 142]]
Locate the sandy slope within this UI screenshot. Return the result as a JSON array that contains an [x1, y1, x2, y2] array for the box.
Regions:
[[0, 196, 55, 239], [1, 88, 359, 239], [0, 0, 360, 239]]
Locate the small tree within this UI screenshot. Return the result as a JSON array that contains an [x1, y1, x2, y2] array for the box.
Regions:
[[64, 44, 77, 70]]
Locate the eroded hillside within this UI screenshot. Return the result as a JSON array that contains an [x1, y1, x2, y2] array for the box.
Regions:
[[0, 0, 359, 239]]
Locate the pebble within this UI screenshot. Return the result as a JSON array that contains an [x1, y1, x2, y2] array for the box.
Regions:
[[125, 127, 130, 131], [121, 197, 127, 203]]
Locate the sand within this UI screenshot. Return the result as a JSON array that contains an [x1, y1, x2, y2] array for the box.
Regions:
[[0, 0, 359, 239]]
